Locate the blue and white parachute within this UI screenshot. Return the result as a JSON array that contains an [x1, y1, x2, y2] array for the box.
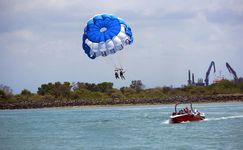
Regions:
[[82, 14, 133, 59]]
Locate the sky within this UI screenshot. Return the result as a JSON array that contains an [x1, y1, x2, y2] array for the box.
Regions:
[[0, 0, 243, 93]]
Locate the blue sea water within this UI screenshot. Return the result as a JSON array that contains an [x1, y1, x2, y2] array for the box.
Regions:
[[1, 102, 243, 150]]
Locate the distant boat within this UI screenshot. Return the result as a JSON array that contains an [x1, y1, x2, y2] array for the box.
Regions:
[[169, 103, 205, 123]]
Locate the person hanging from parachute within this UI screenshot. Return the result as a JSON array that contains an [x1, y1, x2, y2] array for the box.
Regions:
[[114, 69, 120, 79], [119, 68, 126, 80], [82, 14, 133, 79]]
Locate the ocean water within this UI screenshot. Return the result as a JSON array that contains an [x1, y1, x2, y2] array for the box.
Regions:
[[0, 102, 243, 150]]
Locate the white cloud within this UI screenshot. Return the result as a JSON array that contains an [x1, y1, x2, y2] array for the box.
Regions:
[[1, 0, 243, 92], [0, 29, 34, 41]]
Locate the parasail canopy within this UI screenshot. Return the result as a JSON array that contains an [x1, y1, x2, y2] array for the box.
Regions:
[[82, 14, 133, 59]]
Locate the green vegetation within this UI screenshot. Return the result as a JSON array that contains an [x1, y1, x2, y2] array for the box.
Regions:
[[1, 80, 243, 108]]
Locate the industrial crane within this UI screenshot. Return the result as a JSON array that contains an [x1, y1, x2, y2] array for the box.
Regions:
[[205, 61, 216, 86], [226, 62, 238, 81]]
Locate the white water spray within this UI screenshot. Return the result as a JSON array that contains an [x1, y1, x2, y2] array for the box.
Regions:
[[205, 115, 243, 121]]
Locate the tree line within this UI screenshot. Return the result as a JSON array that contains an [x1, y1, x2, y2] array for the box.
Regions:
[[1, 79, 243, 103], [0, 80, 146, 102]]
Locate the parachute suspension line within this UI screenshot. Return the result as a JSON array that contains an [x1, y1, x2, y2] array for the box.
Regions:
[[97, 56, 117, 69], [109, 55, 119, 69], [95, 54, 121, 70], [112, 48, 127, 70], [116, 51, 124, 69], [104, 53, 124, 70]]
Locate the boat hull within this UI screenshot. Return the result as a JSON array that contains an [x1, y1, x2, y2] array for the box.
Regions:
[[170, 113, 205, 123]]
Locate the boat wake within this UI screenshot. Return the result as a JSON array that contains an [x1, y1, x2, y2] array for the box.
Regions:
[[162, 115, 243, 124], [162, 119, 192, 124], [161, 119, 170, 124], [205, 115, 243, 121]]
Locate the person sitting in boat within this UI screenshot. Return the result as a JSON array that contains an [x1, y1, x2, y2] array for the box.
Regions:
[[184, 107, 189, 113], [194, 109, 200, 115], [179, 109, 183, 114]]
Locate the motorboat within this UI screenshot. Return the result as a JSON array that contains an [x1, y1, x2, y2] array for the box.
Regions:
[[169, 103, 205, 123]]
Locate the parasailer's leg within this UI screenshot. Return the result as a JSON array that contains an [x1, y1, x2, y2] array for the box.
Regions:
[[121, 75, 125, 80]]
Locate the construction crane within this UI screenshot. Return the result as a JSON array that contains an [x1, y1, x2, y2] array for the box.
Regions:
[[204, 61, 216, 86], [226, 62, 238, 81]]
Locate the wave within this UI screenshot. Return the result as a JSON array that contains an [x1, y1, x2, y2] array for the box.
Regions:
[[205, 115, 243, 121]]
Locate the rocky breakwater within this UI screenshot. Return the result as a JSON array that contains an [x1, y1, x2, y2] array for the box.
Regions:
[[1, 94, 243, 109]]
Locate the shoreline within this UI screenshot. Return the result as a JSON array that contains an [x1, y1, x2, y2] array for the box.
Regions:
[[1, 94, 243, 110], [1, 101, 243, 111], [59, 101, 243, 109]]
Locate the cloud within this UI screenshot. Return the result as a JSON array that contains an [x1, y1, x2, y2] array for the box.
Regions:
[[0, 29, 34, 42], [0, 0, 243, 93]]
